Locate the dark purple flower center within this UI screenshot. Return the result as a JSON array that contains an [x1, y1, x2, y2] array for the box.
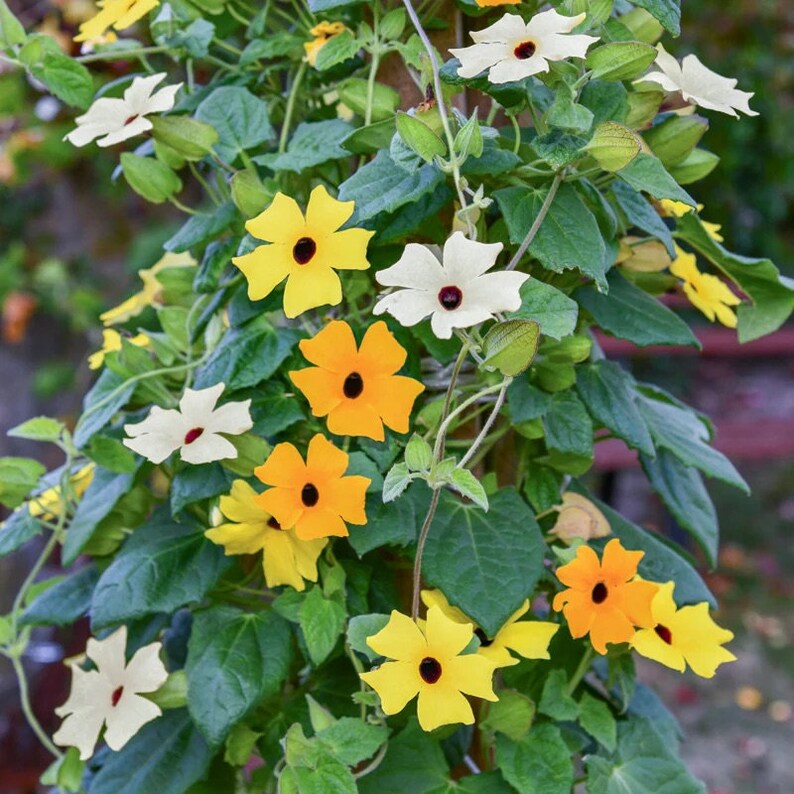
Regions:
[[654, 624, 673, 645], [267, 517, 282, 530], [293, 237, 317, 265], [301, 483, 319, 507], [123, 114, 140, 126], [438, 285, 463, 311], [419, 656, 442, 684], [343, 372, 364, 399], [111, 686, 124, 707], [514, 40, 537, 60], [184, 427, 204, 445], [591, 582, 608, 604]]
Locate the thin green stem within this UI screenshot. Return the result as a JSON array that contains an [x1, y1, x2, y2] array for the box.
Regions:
[[169, 196, 201, 215], [10, 655, 62, 758], [188, 162, 220, 205], [77, 45, 169, 63], [411, 488, 441, 620], [508, 114, 521, 155], [457, 377, 511, 469], [214, 38, 243, 57], [279, 61, 307, 153], [566, 646, 595, 696]]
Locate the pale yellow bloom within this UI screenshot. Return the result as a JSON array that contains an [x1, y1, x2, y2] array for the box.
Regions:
[[304, 21, 346, 67], [658, 200, 724, 243], [29, 463, 95, 520], [670, 245, 740, 328], [88, 329, 150, 370], [74, 0, 159, 43]]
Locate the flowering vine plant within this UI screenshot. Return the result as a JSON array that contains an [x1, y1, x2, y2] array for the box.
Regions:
[[0, 0, 792, 791]]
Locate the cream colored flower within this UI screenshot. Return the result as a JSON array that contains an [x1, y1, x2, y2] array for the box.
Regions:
[[450, 11, 598, 85], [638, 44, 757, 118], [53, 626, 168, 760]]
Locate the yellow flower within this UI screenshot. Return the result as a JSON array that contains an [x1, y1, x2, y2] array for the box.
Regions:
[[670, 245, 740, 329], [474, 0, 520, 6], [254, 434, 370, 541], [658, 199, 724, 242], [421, 589, 559, 669], [548, 492, 611, 545], [360, 607, 497, 732], [552, 539, 658, 654], [100, 252, 195, 326], [88, 329, 150, 370], [74, 0, 159, 43], [304, 21, 346, 67], [29, 463, 95, 520], [205, 480, 327, 592], [289, 320, 425, 441], [232, 186, 373, 318], [630, 581, 736, 678]]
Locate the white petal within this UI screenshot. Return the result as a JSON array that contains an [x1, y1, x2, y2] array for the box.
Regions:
[[142, 82, 182, 115], [179, 384, 225, 422], [376, 243, 446, 290], [638, 69, 682, 94], [540, 32, 599, 62], [429, 310, 458, 339], [526, 9, 585, 37], [97, 116, 153, 147], [470, 13, 528, 44], [680, 54, 757, 116], [122, 73, 167, 109], [442, 231, 503, 281], [180, 432, 238, 464], [204, 399, 253, 436], [124, 406, 183, 438], [652, 43, 684, 85], [488, 56, 548, 84], [54, 665, 115, 760], [450, 42, 509, 79], [103, 692, 162, 752], [87, 626, 128, 685], [53, 704, 107, 760], [123, 432, 182, 464], [123, 642, 168, 694], [467, 270, 529, 314], [373, 289, 439, 328]]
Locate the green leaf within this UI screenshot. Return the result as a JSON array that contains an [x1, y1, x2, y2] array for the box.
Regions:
[[447, 468, 489, 511], [86, 435, 138, 474], [617, 153, 695, 206], [29, 51, 93, 108], [339, 150, 444, 223], [423, 488, 546, 636], [539, 669, 579, 721], [63, 467, 135, 565], [542, 391, 593, 471], [509, 280, 578, 341], [640, 449, 719, 566], [0, 457, 46, 508], [281, 761, 358, 794], [508, 379, 551, 423], [195, 86, 274, 163], [224, 723, 261, 766], [315, 29, 360, 70], [341, 117, 397, 154], [481, 320, 540, 377], [186, 606, 291, 746], [74, 369, 135, 448], [22, 565, 98, 627], [395, 111, 446, 162], [121, 153, 182, 204], [643, 114, 708, 167], [308, 0, 365, 13], [636, 387, 747, 492], [230, 169, 270, 217], [675, 212, 794, 342], [481, 689, 535, 741], [171, 462, 233, 514], [586, 41, 657, 81], [454, 111, 484, 161], [381, 461, 413, 503], [91, 515, 229, 627], [150, 115, 219, 161], [546, 90, 594, 134], [405, 434, 433, 472], [531, 130, 587, 170], [668, 148, 719, 184], [579, 693, 617, 752], [584, 122, 642, 172], [261, 120, 353, 173], [346, 613, 390, 661], [0, 0, 26, 46], [338, 79, 399, 122], [610, 181, 675, 257], [317, 718, 388, 767], [194, 319, 299, 391], [575, 270, 700, 348], [89, 709, 211, 794], [165, 201, 237, 253], [299, 586, 347, 665], [496, 724, 574, 794], [0, 507, 43, 557], [7, 416, 64, 442], [576, 361, 654, 455], [494, 183, 609, 290], [630, 0, 681, 35]]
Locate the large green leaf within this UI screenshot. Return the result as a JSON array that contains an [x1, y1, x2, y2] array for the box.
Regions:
[[617, 154, 694, 206], [495, 184, 609, 290], [164, 201, 237, 253], [91, 515, 229, 628], [74, 369, 136, 448], [88, 709, 211, 794], [195, 86, 274, 163], [170, 462, 233, 515], [575, 270, 700, 348], [675, 212, 794, 342], [542, 391, 593, 474], [0, 508, 42, 557], [610, 182, 675, 257], [508, 279, 578, 340], [259, 120, 353, 173], [576, 361, 654, 456], [186, 606, 292, 746], [299, 587, 347, 666], [22, 565, 98, 627], [640, 450, 719, 566], [495, 724, 574, 794], [630, 0, 681, 34], [422, 488, 546, 636]]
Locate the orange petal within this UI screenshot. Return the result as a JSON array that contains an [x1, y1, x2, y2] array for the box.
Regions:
[[601, 538, 643, 586], [256, 487, 303, 530], [589, 606, 636, 654], [366, 374, 425, 435], [295, 507, 349, 540], [290, 367, 344, 417], [357, 321, 407, 376], [555, 544, 601, 590], [298, 320, 358, 373], [325, 476, 370, 524], [305, 434, 349, 481], [326, 400, 385, 441], [617, 579, 658, 629], [255, 442, 306, 488]]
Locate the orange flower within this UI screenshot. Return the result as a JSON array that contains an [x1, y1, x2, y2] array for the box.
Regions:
[[254, 434, 370, 540], [552, 539, 658, 654], [289, 321, 425, 441]]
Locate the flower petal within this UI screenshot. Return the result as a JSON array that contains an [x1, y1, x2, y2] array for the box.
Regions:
[[283, 262, 342, 318], [367, 610, 427, 661], [417, 682, 474, 731], [103, 692, 162, 752], [360, 660, 419, 715], [206, 520, 268, 555], [305, 184, 354, 233], [245, 193, 306, 244], [298, 320, 358, 372], [256, 442, 307, 488], [306, 433, 350, 481], [233, 244, 293, 302], [442, 232, 503, 281], [425, 606, 474, 658]]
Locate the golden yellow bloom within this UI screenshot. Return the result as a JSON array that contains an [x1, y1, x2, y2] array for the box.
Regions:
[[553, 539, 658, 654], [548, 492, 611, 545], [304, 21, 346, 67], [658, 199, 724, 242], [631, 581, 736, 678], [74, 0, 159, 43], [289, 320, 425, 441], [233, 186, 373, 319], [205, 480, 327, 592], [254, 434, 370, 541], [29, 463, 95, 520], [474, 0, 520, 6], [360, 607, 497, 732], [88, 329, 150, 370], [421, 589, 558, 669], [100, 252, 195, 326], [670, 245, 741, 329]]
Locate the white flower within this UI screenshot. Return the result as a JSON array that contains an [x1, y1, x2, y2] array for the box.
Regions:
[[450, 11, 598, 85], [53, 626, 168, 760], [65, 72, 182, 148], [637, 44, 758, 118], [373, 232, 529, 339], [123, 383, 253, 464]]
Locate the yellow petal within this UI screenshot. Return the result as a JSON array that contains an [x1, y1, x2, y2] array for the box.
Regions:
[[232, 244, 292, 302], [497, 620, 559, 661], [367, 610, 427, 661], [416, 682, 474, 731], [425, 606, 473, 658], [444, 654, 497, 700], [282, 262, 342, 318], [220, 480, 267, 524], [261, 529, 306, 590], [360, 660, 419, 715], [205, 521, 266, 556], [305, 184, 354, 234], [420, 590, 472, 626], [245, 193, 306, 244]]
